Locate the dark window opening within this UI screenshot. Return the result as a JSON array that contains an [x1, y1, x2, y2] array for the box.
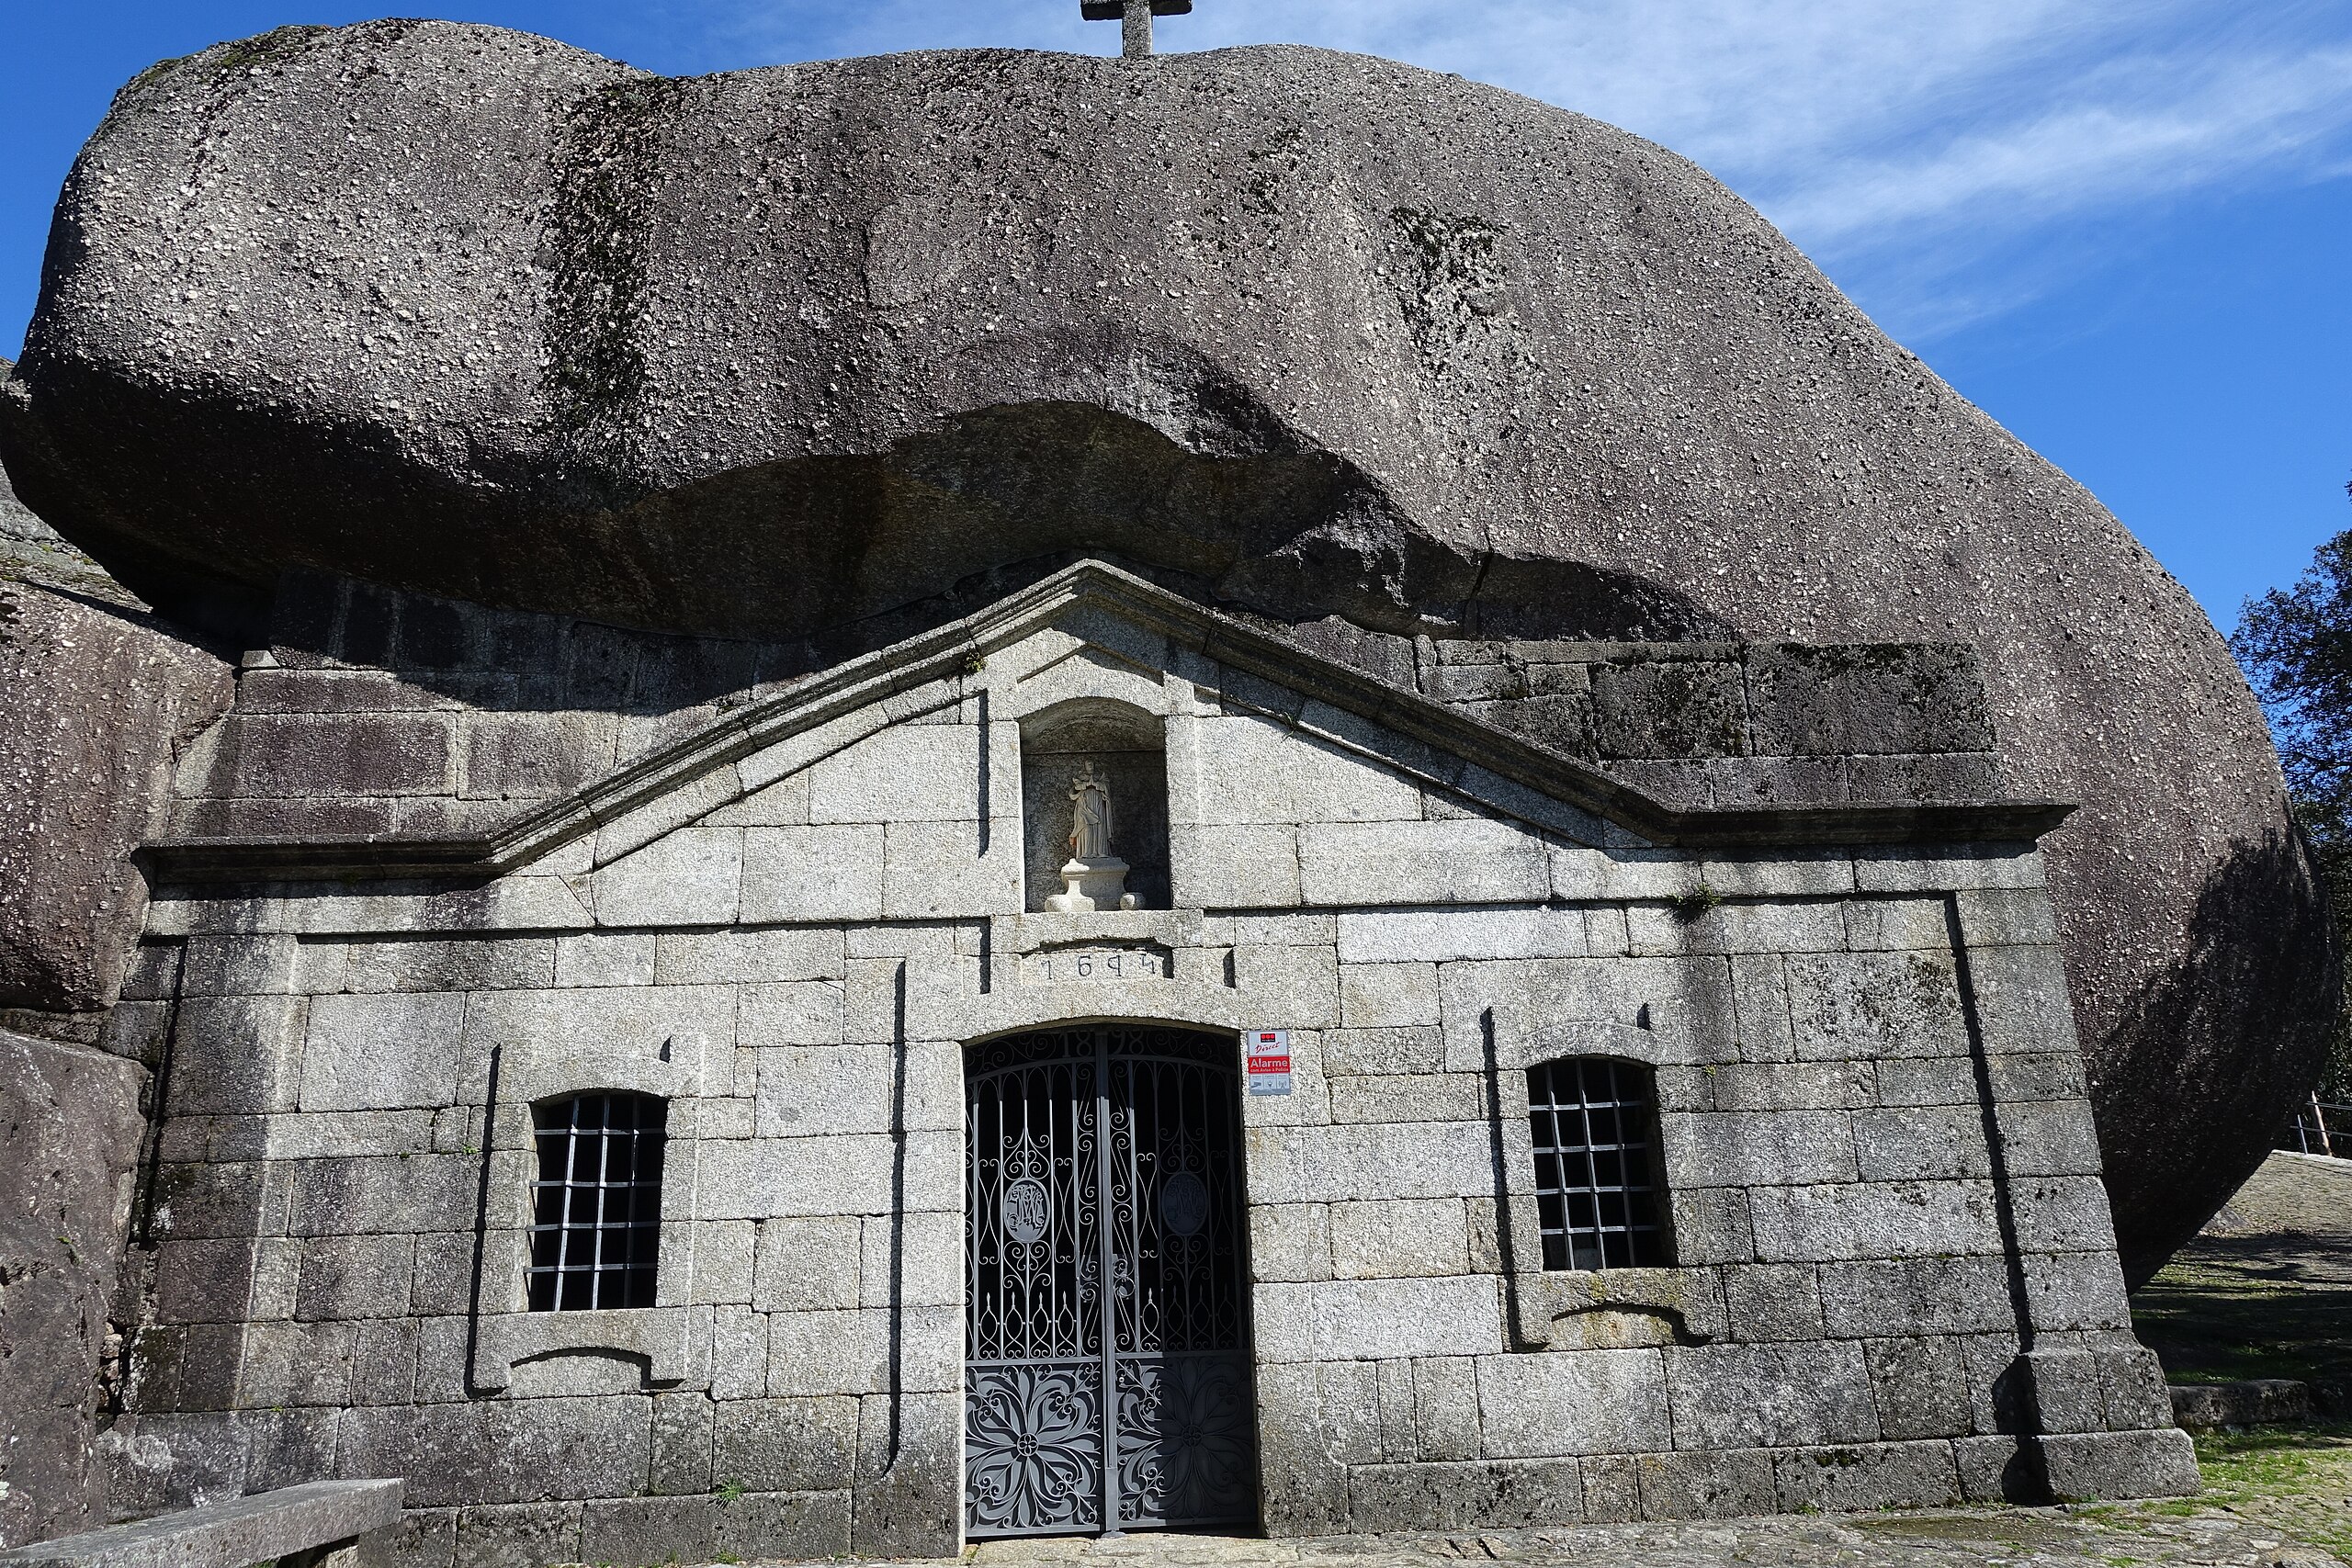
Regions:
[[1527, 1057, 1668, 1270], [528, 1091, 667, 1311]]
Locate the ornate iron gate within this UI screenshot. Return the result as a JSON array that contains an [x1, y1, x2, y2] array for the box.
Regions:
[[965, 1026, 1256, 1537]]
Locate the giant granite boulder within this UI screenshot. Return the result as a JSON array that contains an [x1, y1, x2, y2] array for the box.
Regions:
[[0, 1027, 146, 1550], [0, 21, 2330, 1276], [0, 418, 234, 1016], [0, 569, 233, 1015], [0, 418, 223, 1551]]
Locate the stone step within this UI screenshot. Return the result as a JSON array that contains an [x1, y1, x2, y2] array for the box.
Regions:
[[2168, 1378, 2352, 1431]]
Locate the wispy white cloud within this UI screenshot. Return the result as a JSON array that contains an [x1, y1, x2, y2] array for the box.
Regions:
[[645, 0, 2352, 337], [1770, 41, 2352, 236]]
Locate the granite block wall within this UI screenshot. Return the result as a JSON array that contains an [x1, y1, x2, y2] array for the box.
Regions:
[[82, 581, 2188, 1563], [166, 574, 2005, 851], [170, 571, 806, 842], [1416, 638, 1998, 809]]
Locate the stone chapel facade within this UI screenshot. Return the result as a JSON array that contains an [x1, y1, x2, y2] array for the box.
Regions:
[[97, 559, 2196, 1565]]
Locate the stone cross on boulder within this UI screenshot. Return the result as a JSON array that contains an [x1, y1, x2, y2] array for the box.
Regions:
[[1082, 0, 1192, 58]]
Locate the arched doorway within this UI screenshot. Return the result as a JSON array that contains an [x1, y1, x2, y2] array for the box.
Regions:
[[964, 1025, 1256, 1537]]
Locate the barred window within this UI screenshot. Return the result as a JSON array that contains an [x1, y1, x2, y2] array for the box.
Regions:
[[1527, 1058, 1668, 1270], [528, 1092, 667, 1311]]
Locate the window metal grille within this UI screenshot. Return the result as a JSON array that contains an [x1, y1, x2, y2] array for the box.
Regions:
[[528, 1091, 667, 1311], [1527, 1057, 1666, 1270]]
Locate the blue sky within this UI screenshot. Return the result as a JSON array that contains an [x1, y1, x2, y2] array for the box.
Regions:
[[3, 0, 2347, 634]]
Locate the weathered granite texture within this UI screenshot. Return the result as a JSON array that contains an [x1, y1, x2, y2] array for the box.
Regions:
[[94, 569, 2190, 1563], [0, 434, 206, 1552], [2166, 1378, 2322, 1431], [0, 1478, 401, 1568], [0, 1030, 147, 1551], [0, 25, 2323, 1275], [1412, 640, 1996, 809], [865, 1511, 2352, 1568], [0, 581, 233, 1014], [0, 407, 135, 611]]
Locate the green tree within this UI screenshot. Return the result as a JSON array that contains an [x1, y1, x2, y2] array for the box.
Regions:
[[2233, 505, 2352, 1104]]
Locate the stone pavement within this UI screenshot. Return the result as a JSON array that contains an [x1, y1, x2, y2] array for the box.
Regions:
[[657, 1505, 2346, 1568], [2194, 1153, 2352, 1283]]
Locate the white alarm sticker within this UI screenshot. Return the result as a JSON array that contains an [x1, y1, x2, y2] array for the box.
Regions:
[[1245, 1030, 1292, 1097]]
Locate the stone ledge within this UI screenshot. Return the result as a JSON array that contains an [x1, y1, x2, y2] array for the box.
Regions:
[[1510, 1267, 1725, 1350], [472, 1308, 703, 1393], [2170, 1377, 2352, 1430], [0, 1479, 401, 1568]]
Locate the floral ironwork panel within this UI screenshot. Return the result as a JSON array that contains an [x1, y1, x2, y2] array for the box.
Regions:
[[966, 1363, 1105, 1534], [1114, 1354, 1256, 1529]]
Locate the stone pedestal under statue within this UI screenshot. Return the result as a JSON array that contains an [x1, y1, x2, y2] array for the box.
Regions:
[[1046, 853, 1138, 913]]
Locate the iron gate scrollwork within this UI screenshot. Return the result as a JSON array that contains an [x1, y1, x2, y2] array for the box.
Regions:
[[965, 1026, 1256, 1537]]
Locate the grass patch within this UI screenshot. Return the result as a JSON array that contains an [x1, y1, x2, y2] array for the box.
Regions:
[[2132, 1253, 2352, 1385]]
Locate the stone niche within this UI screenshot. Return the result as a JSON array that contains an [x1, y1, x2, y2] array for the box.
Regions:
[[1020, 698, 1170, 912]]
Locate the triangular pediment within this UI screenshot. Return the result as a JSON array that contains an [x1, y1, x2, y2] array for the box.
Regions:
[[144, 560, 2067, 884]]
